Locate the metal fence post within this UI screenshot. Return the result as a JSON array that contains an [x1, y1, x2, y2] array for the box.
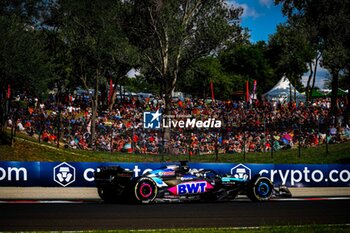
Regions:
[[243, 131, 246, 162], [298, 124, 301, 158]]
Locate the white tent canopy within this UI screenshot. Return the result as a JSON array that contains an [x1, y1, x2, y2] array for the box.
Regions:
[[262, 76, 305, 103]]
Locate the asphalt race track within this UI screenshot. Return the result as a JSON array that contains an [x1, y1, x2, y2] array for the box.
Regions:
[[0, 199, 349, 231]]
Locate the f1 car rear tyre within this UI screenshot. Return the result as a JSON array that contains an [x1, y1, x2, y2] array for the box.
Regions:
[[247, 176, 273, 202], [98, 187, 116, 203], [133, 177, 158, 204]]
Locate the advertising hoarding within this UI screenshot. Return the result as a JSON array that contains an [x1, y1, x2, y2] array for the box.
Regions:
[[0, 162, 349, 187]]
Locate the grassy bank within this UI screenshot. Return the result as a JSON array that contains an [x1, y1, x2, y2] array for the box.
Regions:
[[96, 224, 350, 233], [0, 132, 349, 163]]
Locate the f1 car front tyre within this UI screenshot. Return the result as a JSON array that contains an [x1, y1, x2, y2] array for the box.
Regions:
[[247, 176, 273, 202], [133, 177, 158, 204]]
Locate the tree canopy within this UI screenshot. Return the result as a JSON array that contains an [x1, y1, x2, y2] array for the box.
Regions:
[[1, 0, 350, 132], [275, 0, 350, 115], [126, 0, 243, 106]]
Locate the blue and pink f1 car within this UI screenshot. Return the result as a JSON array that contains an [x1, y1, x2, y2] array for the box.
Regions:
[[94, 161, 291, 204]]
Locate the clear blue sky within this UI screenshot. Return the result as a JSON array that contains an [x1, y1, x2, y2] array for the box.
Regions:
[[228, 0, 287, 42]]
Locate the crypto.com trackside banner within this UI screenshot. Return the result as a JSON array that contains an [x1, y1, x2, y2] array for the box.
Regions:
[[0, 162, 349, 187]]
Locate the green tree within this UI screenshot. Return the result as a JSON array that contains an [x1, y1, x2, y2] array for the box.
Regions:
[[127, 0, 243, 111], [54, 0, 139, 146], [287, 15, 320, 102], [343, 43, 350, 124], [179, 56, 234, 100], [0, 0, 52, 99], [267, 22, 311, 100], [0, 1, 52, 138], [275, 0, 350, 116], [0, 16, 51, 97], [0, 0, 47, 26], [219, 41, 275, 96]]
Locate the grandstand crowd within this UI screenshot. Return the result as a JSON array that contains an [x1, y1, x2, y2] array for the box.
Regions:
[[7, 93, 350, 155]]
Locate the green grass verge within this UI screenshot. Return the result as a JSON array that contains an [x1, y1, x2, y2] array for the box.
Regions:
[[0, 132, 349, 163], [3, 225, 348, 233], [91, 224, 350, 232]]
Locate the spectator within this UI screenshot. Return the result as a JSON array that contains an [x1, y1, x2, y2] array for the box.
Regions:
[[7, 92, 349, 155]]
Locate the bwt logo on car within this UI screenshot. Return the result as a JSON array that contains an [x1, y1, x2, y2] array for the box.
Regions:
[[231, 164, 251, 180], [53, 162, 76, 187], [168, 181, 214, 195], [0, 166, 27, 181]]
